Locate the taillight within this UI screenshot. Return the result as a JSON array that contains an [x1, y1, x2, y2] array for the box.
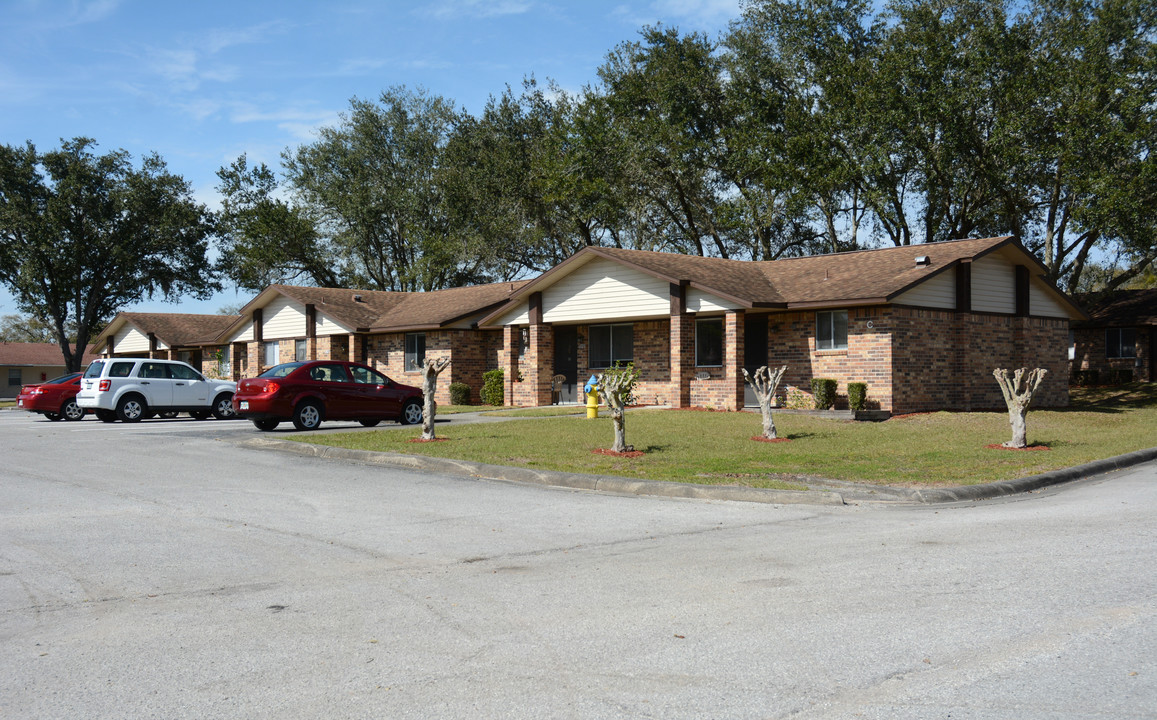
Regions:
[[99, 379, 111, 391], [265, 382, 279, 394], [30, 388, 44, 395]]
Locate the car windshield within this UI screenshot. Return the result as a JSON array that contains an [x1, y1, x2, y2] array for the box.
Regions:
[[259, 362, 305, 379], [45, 373, 81, 385], [83, 362, 104, 378]]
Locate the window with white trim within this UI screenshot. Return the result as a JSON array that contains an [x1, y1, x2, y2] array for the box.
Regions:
[[589, 323, 633, 368], [405, 333, 426, 371], [295, 339, 307, 362], [816, 310, 848, 350], [695, 318, 723, 367], [263, 340, 279, 367]]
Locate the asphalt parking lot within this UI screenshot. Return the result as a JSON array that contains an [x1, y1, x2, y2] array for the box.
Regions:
[[1, 409, 1154, 718]]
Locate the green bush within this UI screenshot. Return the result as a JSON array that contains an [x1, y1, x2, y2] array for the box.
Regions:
[[449, 382, 471, 405], [480, 369, 504, 406], [810, 378, 838, 410], [848, 382, 868, 411]]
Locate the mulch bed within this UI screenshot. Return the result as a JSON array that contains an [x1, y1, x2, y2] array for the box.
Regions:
[[984, 443, 1050, 451], [592, 448, 645, 458], [751, 436, 792, 443], [409, 437, 449, 443]]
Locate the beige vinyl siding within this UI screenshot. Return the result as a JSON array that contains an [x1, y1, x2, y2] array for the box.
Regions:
[[542, 258, 670, 322], [1029, 277, 1073, 318], [315, 312, 353, 336], [893, 269, 956, 309], [493, 302, 530, 327], [230, 322, 254, 343], [971, 254, 1016, 314], [262, 296, 306, 339], [113, 326, 164, 353], [685, 288, 742, 312]]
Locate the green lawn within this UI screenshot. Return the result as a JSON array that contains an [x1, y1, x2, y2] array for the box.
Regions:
[[292, 384, 1157, 488]]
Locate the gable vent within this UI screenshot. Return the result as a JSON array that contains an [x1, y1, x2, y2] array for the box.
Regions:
[[915, 256, 931, 267]]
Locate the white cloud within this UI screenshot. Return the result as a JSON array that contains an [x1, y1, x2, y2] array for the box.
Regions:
[[422, 0, 534, 20]]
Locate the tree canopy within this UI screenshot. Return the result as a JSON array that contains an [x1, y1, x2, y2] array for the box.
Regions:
[[0, 138, 218, 371]]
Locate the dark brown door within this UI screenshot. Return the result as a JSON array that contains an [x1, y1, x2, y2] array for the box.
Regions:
[[744, 314, 769, 407], [554, 326, 579, 403]]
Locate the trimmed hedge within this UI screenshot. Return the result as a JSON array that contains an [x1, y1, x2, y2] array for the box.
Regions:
[[810, 378, 838, 410], [480, 369, 504, 406], [449, 382, 471, 406], [848, 382, 868, 411]]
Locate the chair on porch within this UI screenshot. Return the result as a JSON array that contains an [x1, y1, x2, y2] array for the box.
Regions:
[[550, 374, 567, 405]]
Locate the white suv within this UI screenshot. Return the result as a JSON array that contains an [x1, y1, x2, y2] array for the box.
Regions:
[[77, 358, 237, 423]]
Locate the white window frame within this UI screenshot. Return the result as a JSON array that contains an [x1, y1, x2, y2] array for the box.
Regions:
[[816, 310, 849, 351], [588, 323, 634, 368], [405, 332, 426, 372]]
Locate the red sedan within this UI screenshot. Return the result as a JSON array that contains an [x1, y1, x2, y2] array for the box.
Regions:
[[232, 360, 424, 431], [17, 372, 87, 421]]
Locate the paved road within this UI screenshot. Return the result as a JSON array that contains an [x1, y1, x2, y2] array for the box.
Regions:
[[1, 411, 1153, 719]]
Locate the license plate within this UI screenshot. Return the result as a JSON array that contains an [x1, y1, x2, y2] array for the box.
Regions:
[[17, 399, 23, 407], [240, 401, 249, 411]]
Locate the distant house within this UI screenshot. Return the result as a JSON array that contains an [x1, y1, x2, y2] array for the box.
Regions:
[[90, 312, 241, 377], [0, 342, 98, 398], [213, 282, 527, 403], [479, 236, 1086, 414], [1071, 288, 1156, 383]]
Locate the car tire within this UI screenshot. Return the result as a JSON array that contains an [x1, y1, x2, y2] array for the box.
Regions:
[[400, 399, 423, 425], [190, 410, 211, 420], [61, 399, 85, 421], [359, 419, 381, 427], [96, 409, 117, 423], [253, 418, 280, 431], [212, 393, 236, 420], [45, 412, 62, 421], [116, 394, 147, 423], [292, 401, 323, 431]]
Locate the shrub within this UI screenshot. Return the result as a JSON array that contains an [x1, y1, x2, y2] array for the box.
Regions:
[[810, 378, 838, 410], [784, 386, 813, 409], [480, 369, 504, 406], [848, 382, 868, 411], [449, 382, 471, 405]]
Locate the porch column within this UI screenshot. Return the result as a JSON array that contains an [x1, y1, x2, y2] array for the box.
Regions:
[[502, 325, 518, 406], [306, 304, 317, 360], [669, 283, 693, 408], [526, 292, 554, 406], [348, 334, 363, 363], [725, 310, 745, 411]]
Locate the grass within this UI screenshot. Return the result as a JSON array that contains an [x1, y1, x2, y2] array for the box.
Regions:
[[0, 400, 16, 408], [435, 404, 505, 414], [292, 384, 1157, 489]]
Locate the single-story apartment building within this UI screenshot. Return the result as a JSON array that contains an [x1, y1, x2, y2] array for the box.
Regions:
[[1071, 288, 1156, 383], [0, 342, 99, 398], [478, 236, 1086, 415], [90, 312, 240, 372], [210, 281, 527, 403]]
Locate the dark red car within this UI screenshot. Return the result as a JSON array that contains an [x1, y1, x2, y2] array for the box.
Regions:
[[232, 360, 424, 431], [16, 372, 87, 421]]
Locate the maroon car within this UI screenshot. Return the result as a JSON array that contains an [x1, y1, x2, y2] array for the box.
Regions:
[[232, 360, 424, 431], [16, 372, 86, 421]]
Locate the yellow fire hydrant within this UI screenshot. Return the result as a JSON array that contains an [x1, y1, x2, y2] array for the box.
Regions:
[[585, 375, 599, 419]]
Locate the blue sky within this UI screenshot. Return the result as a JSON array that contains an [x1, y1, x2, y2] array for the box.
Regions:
[[1, 0, 742, 317]]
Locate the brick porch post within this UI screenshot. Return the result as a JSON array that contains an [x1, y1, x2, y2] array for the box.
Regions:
[[502, 325, 518, 406], [669, 283, 693, 408], [725, 310, 745, 411], [526, 323, 554, 406]]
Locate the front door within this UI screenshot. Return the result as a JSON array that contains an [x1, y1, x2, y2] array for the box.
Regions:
[[554, 326, 579, 403], [744, 314, 769, 408]]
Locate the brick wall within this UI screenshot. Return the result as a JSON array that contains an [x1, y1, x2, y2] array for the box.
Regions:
[[1072, 326, 1152, 383]]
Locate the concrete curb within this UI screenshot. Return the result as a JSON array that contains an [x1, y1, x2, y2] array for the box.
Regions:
[[230, 436, 1157, 507], [233, 437, 847, 506]]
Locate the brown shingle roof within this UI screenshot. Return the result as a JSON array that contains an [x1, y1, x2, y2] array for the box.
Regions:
[[0, 342, 99, 366], [270, 285, 407, 331], [369, 281, 530, 332], [1075, 288, 1157, 326], [113, 312, 241, 346]]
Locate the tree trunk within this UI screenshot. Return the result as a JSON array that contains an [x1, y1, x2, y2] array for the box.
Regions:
[[611, 405, 628, 453], [992, 368, 1047, 449], [597, 367, 638, 453], [743, 365, 788, 439], [420, 357, 451, 440]]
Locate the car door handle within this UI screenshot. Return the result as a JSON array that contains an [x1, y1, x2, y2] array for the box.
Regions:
[[141, 381, 150, 385], [175, 382, 185, 386]]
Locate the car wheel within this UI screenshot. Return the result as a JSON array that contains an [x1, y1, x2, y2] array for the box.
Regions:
[[116, 394, 147, 423], [190, 410, 211, 420], [253, 418, 280, 431], [45, 412, 62, 421], [292, 401, 323, 431], [212, 393, 236, 420], [96, 409, 117, 423], [61, 399, 85, 421], [400, 399, 423, 425], [359, 419, 381, 427]]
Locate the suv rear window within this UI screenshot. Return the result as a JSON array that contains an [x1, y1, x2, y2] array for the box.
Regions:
[[84, 362, 104, 378]]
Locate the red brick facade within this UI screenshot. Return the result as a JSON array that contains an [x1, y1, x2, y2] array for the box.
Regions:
[[500, 307, 1071, 414]]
